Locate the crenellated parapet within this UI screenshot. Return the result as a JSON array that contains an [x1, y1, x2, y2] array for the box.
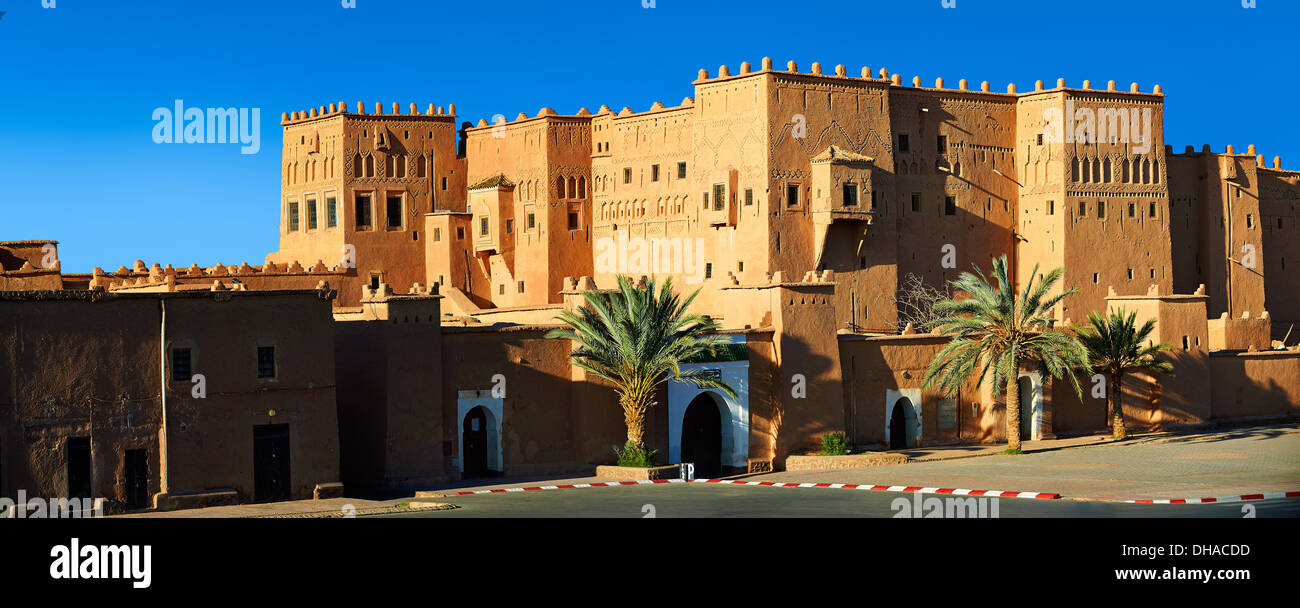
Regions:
[[92, 258, 354, 292], [281, 101, 458, 126]]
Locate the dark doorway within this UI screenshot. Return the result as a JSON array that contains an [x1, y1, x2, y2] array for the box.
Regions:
[[889, 400, 910, 450], [124, 449, 149, 510], [253, 424, 291, 502], [462, 407, 490, 478], [680, 394, 722, 478], [67, 437, 92, 500]]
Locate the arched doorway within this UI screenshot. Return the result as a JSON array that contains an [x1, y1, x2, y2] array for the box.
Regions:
[[462, 406, 493, 478], [1018, 376, 1035, 440], [889, 397, 917, 450], [680, 394, 722, 478]]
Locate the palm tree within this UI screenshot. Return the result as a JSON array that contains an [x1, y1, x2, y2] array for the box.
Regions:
[[1074, 309, 1174, 441], [546, 275, 736, 459], [923, 255, 1089, 452]]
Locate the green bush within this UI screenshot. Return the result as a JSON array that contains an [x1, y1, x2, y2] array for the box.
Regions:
[[819, 432, 850, 456], [613, 442, 657, 467]]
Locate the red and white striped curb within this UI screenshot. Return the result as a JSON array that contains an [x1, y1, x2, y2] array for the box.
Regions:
[[691, 478, 1060, 499], [449, 477, 1059, 499], [1124, 490, 1300, 504]]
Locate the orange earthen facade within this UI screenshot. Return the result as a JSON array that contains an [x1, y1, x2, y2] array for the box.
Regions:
[[1, 60, 1297, 509]]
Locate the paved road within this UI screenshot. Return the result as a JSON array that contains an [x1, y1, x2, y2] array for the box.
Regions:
[[370, 484, 1300, 518], [744, 426, 1300, 501]]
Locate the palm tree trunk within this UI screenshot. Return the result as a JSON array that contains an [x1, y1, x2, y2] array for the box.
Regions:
[[1110, 371, 1127, 440], [621, 392, 650, 451], [1005, 361, 1022, 452]]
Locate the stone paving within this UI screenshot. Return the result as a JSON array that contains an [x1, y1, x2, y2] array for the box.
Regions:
[[113, 423, 1299, 516], [742, 424, 1300, 501]]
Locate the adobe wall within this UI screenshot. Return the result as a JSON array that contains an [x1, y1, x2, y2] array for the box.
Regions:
[[0, 288, 339, 507], [333, 285, 444, 490], [439, 325, 624, 477], [1208, 349, 1300, 420], [158, 290, 340, 501], [0, 241, 62, 291], [0, 292, 161, 505]]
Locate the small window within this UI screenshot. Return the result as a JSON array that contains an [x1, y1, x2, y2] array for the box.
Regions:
[[1093, 273, 1100, 284], [713, 184, 725, 211], [257, 346, 276, 379], [651, 164, 660, 182], [745, 188, 754, 206], [517, 281, 525, 293], [911, 193, 921, 213], [1036, 133, 1043, 146], [307, 198, 318, 230], [1149, 202, 1157, 218], [1278, 218, 1284, 230], [499, 284, 505, 295], [843, 184, 858, 206], [1078, 201, 1087, 216], [433, 227, 442, 242], [568, 211, 579, 230], [288, 201, 300, 231], [326, 195, 337, 228], [898, 134, 910, 153], [480, 216, 489, 236], [1127, 268, 1134, 280], [623, 167, 632, 184], [944, 196, 956, 216], [171, 348, 192, 382], [527, 213, 536, 229], [1097, 201, 1106, 219], [1127, 203, 1135, 217], [387, 196, 403, 228], [506, 219, 514, 233], [456, 227, 465, 240], [370, 274, 380, 290], [442, 177, 448, 191], [1246, 214, 1254, 228], [677, 162, 687, 179], [355, 194, 372, 228], [704, 263, 712, 279], [937, 135, 947, 153], [786, 184, 800, 207], [1047, 200, 1054, 215]]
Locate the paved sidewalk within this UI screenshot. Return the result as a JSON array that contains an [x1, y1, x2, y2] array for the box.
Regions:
[[741, 424, 1300, 501], [114, 423, 1299, 516]]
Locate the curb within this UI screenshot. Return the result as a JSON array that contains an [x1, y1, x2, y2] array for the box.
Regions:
[[693, 478, 1060, 499], [445, 477, 1060, 500], [1124, 490, 1300, 504], [450, 479, 686, 496]]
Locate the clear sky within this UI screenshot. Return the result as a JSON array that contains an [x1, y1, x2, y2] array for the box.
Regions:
[[1, 0, 1295, 273]]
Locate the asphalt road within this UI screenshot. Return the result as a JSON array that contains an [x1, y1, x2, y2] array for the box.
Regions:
[[369, 484, 1300, 518]]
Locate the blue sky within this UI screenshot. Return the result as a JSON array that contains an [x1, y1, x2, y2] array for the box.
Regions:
[[1, 0, 1295, 273]]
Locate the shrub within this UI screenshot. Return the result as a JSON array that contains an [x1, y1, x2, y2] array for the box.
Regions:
[[820, 432, 850, 456], [613, 442, 657, 467]]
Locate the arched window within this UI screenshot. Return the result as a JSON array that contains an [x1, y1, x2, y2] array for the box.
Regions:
[[1121, 158, 1130, 183], [569, 177, 577, 199], [417, 156, 427, 179], [1152, 160, 1160, 184], [365, 155, 374, 177], [353, 154, 362, 179], [1092, 158, 1101, 183], [1102, 158, 1111, 183], [578, 176, 586, 198], [1142, 159, 1151, 184], [1071, 157, 1080, 182], [557, 176, 566, 199]]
